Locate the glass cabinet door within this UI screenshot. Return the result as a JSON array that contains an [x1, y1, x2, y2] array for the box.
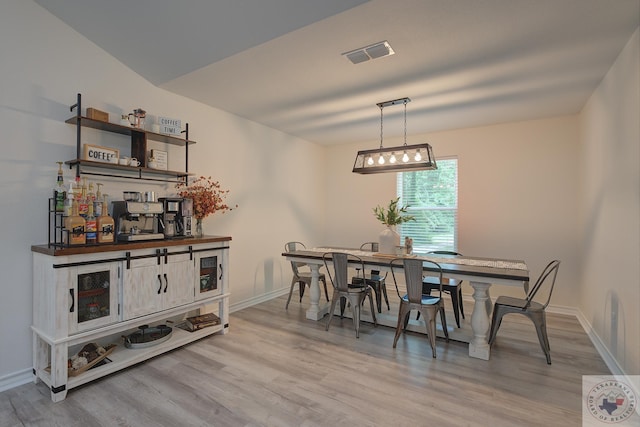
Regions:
[[68, 262, 120, 334], [195, 251, 222, 300]]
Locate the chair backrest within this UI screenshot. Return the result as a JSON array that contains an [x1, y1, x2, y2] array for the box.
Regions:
[[360, 242, 385, 277], [360, 242, 379, 252], [526, 260, 561, 309], [390, 258, 443, 304], [284, 241, 307, 276], [323, 252, 365, 292]]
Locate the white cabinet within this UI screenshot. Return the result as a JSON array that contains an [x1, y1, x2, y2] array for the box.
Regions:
[[122, 249, 194, 320], [31, 237, 231, 402]]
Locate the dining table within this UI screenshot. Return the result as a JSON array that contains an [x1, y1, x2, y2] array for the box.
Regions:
[[282, 247, 530, 360]]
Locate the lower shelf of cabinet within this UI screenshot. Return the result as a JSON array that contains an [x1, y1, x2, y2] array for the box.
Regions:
[[36, 322, 226, 393]]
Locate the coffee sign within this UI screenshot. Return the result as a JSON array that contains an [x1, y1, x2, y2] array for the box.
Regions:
[[158, 116, 182, 136], [83, 144, 119, 164]]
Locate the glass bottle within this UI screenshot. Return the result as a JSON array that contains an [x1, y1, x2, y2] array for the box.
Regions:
[[63, 182, 74, 217], [54, 162, 66, 212], [78, 178, 89, 218], [97, 195, 115, 244], [64, 198, 86, 245], [85, 201, 97, 244], [94, 183, 103, 217]]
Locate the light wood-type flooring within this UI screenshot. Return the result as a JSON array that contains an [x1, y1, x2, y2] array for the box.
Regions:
[[1, 293, 610, 427]]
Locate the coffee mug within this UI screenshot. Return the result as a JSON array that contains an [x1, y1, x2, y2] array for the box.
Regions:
[[129, 158, 140, 167], [119, 157, 129, 166]]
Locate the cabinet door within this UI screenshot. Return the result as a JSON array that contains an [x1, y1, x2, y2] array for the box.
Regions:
[[194, 249, 226, 301], [68, 262, 120, 334], [122, 256, 164, 320], [163, 252, 194, 309]]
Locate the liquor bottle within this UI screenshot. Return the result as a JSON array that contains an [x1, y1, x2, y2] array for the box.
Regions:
[[78, 178, 89, 218], [94, 183, 103, 217], [64, 199, 86, 245], [97, 195, 115, 244], [63, 182, 74, 217], [85, 201, 97, 244], [54, 162, 66, 212]]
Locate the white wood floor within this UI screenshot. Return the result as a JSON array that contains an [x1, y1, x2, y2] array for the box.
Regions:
[[1, 293, 610, 427]]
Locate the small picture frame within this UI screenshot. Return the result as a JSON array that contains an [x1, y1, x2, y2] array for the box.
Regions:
[[83, 144, 119, 164], [150, 149, 168, 170]]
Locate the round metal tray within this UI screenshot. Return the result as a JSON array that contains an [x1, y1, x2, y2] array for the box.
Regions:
[[123, 324, 172, 349]]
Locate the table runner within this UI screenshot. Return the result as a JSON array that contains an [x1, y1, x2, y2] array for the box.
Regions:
[[310, 247, 527, 271]]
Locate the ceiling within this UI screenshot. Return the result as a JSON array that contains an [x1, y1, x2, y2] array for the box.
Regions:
[[35, 0, 640, 145]]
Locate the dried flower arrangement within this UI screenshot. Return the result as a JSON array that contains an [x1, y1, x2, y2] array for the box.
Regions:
[[175, 176, 235, 220]]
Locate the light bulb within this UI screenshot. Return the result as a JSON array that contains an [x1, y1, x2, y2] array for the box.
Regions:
[[402, 151, 409, 163], [367, 156, 374, 166], [378, 154, 385, 165], [389, 152, 397, 164], [414, 150, 422, 161]]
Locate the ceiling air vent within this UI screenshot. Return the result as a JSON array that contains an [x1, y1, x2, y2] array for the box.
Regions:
[[342, 41, 394, 64]]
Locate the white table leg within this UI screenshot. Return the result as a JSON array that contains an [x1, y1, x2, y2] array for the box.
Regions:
[[305, 264, 328, 321], [469, 281, 491, 360]]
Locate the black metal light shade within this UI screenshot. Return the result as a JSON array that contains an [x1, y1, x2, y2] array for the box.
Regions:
[[352, 142, 436, 174], [352, 97, 437, 174]]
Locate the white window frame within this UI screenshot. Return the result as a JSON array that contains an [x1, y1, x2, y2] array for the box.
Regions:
[[396, 157, 458, 254]]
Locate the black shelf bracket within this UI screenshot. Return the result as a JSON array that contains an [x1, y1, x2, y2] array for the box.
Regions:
[[71, 93, 82, 179]]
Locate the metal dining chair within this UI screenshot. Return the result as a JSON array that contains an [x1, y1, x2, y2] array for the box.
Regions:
[[351, 242, 390, 313], [390, 257, 449, 358], [284, 241, 329, 309], [323, 252, 377, 338], [488, 260, 561, 364], [421, 251, 465, 328]]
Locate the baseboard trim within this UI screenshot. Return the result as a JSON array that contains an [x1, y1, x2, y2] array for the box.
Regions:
[[230, 288, 289, 313], [572, 309, 626, 376], [0, 368, 32, 393]]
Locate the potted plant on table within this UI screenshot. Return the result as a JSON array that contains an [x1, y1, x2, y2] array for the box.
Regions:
[[175, 176, 236, 237], [373, 197, 415, 254]]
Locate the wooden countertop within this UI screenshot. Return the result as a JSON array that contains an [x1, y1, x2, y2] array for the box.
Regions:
[[32, 235, 232, 256]]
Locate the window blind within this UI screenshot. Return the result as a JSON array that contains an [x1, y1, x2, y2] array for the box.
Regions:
[[396, 158, 458, 254]]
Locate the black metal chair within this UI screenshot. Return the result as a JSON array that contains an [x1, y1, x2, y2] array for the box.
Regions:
[[323, 252, 377, 338], [488, 260, 561, 364], [390, 257, 449, 358], [284, 241, 329, 309], [421, 251, 465, 328], [352, 242, 390, 313]]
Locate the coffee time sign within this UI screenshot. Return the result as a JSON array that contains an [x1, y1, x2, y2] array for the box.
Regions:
[[158, 116, 182, 136]]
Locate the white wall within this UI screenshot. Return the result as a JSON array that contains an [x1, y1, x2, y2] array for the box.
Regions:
[[578, 28, 640, 375], [325, 116, 581, 305], [0, 0, 325, 385]]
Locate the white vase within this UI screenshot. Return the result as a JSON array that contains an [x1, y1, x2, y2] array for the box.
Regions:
[[379, 226, 400, 255]]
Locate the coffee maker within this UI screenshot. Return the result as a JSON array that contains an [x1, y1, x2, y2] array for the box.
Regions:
[[159, 197, 193, 238], [180, 198, 193, 237], [112, 201, 165, 241]]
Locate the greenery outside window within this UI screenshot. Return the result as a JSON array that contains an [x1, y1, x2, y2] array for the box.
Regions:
[[396, 158, 458, 254]]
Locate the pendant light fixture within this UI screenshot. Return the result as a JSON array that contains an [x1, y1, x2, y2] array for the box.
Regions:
[[352, 97, 437, 174]]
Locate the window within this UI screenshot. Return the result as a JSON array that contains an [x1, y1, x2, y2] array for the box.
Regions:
[[396, 158, 458, 254]]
